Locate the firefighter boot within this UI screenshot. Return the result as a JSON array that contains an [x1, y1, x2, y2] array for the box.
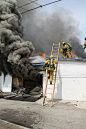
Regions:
[[50, 82, 52, 84]]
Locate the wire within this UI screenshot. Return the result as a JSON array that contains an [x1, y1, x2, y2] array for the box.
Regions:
[[28, 0, 40, 6], [0, 0, 62, 23], [18, 0, 38, 8], [18, 7, 28, 11], [17, 0, 40, 11], [18, 0, 40, 11], [21, 0, 62, 14], [16, 0, 39, 12]]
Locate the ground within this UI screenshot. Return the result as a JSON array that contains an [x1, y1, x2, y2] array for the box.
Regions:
[[0, 98, 86, 129]]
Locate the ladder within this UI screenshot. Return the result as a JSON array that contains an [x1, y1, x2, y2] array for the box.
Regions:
[[42, 42, 60, 107]]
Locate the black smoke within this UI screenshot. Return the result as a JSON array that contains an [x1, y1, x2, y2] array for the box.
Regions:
[[0, 0, 41, 81], [20, 4, 86, 58]]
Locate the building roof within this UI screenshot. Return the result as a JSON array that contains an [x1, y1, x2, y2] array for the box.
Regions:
[[33, 57, 86, 66]]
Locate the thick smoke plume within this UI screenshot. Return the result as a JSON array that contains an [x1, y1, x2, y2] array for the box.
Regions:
[[0, 0, 41, 81], [21, 6, 86, 58]]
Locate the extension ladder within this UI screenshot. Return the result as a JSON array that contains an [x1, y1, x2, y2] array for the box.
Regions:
[[42, 42, 60, 107]]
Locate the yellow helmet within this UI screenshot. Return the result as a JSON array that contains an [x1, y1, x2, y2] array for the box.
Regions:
[[62, 42, 66, 45], [50, 55, 53, 59]]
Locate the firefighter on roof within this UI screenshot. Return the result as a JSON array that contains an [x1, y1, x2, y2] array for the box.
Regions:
[[84, 37, 86, 49], [61, 41, 72, 58], [44, 55, 58, 84]]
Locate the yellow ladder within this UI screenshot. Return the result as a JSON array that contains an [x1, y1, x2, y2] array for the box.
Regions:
[[42, 42, 60, 107]]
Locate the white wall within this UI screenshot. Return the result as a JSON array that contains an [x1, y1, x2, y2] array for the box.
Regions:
[[43, 61, 86, 101], [0, 73, 12, 92]]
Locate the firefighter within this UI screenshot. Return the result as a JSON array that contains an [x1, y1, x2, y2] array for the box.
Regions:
[[84, 37, 86, 49], [61, 41, 66, 58], [61, 41, 72, 58], [44, 55, 58, 84]]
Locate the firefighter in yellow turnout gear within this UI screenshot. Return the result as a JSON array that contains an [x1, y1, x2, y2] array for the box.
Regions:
[[61, 41, 72, 58], [84, 37, 86, 49], [44, 55, 58, 84]]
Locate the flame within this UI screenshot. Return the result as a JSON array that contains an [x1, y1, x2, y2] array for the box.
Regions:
[[42, 53, 46, 58], [28, 57, 31, 59], [70, 51, 75, 58]]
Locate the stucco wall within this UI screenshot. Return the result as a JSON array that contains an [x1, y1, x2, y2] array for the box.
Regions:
[[0, 73, 12, 92], [43, 61, 86, 101]]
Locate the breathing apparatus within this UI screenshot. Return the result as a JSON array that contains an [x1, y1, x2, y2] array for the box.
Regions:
[[49, 55, 54, 68]]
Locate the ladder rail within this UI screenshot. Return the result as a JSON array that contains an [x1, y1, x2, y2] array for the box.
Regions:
[[42, 77, 48, 106], [57, 42, 60, 60], [51, 42, 60, 106], [51, 43, 54, 55], [42, 42, 60, 107]]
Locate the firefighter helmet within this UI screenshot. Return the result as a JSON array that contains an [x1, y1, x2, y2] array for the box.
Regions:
[[50, 55, 53, 59], [85, 37, 86, 40], [63, 42, 66, 45]]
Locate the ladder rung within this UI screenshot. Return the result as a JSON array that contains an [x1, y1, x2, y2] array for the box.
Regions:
[[53, 47, 59, 48], [44, 103, 51, 105], [53, 50, 58, 51], [53, 53, 58, 54], [47, 88, 53, 89], [46, 93, 52, 94], [54, 44, 59, 45], [45, 98, 51, 99]]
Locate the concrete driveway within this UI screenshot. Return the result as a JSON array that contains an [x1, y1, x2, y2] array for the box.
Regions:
[[0, 98, 86, 129]]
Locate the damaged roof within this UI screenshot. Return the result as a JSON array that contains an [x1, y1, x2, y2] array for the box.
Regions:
[[32, 57, 86, 66]]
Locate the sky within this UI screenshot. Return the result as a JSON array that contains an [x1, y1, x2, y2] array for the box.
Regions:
[[17, 0, 86, 45], [39, 0, 86, 45], [17, 0, 86, 56]]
